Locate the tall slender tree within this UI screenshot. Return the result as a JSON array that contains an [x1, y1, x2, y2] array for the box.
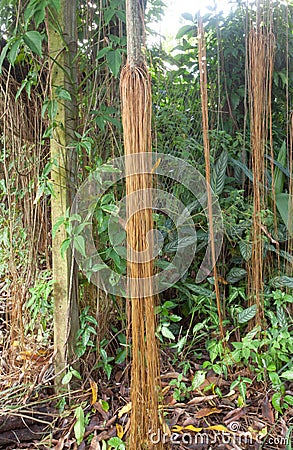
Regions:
[[47, 0, 79, 383]]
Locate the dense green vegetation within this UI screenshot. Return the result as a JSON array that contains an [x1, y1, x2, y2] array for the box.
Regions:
[[0, 0, 292, 448]]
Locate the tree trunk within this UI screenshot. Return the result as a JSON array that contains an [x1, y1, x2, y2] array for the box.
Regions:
[[48, 0, 79, 386]]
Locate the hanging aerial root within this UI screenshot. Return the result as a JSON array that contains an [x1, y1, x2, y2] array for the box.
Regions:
[[120, 63, 165, 450], [248, 25, 275, 325], [198, 18, 225, 343]]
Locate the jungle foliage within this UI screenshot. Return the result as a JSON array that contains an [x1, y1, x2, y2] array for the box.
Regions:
[[0, 0, 292, 437]]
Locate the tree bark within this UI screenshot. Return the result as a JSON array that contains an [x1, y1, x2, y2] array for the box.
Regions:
[[48, 0, 79, 385], [126, 0, 145, 68]]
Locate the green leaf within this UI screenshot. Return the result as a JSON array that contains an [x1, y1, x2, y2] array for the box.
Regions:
[[284, 395, 293, 406], [60, 238, 70, 259], [181, 12, 193, 21], [116, 10, 126, 22], [34, 4, 46, 27], [276, 305, 288, 328], [0, 43, 9, 73], [165, 235, 197, 252], [108, 437, 125, 449], [169, 314, 182, 322], [269, 371, 282, 388], [23, 31, 43, 56], [230, 380, 239, 391], [238, 305, 257, 324], [230, 158, 254, 182], [104, 8, 115, 25], [61, 370, 73, 384], [270, 276, 293, 289], [49, 0, 60, 11], [52, 217, 65, 238], [55, 86, 71, 101], [104, 363, 112, 380], [176, 25, 195, 39], [226, 268, 247, 284], [161, 326, 175, 340], [101, 204, 119, 215], [100, 399, 109, 411], [273, 141, 287, 195], [271, 392, 283, 414], [239, 241, 252, 262], [174, 335, 187, 353], [74, 406, 85, 445], [238, 382, 247, 401], [115, 348, 127, 364], [182, 283, 215, 298], [106, 49, 122, 78], [191, 370, 206, 390], [96, 46, 111, 60], [92, 263, 107, 272], [111, 230, 126, 246], [7, 40, 21, 65], [24, 0, 36, 23], [71, 368, 82, 380], [73, 235, 86, 257], [281, 370, 293, 380], [276, 193, 293, 236], [33, 184, 45, 204], [211, 150, 228, 195]]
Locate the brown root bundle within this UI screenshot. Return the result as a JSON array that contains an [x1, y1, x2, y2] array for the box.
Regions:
[[0, 67, 50, 349], [120, 64, 164, 449], [198, 19, 225, 343], [248, 25, 275, 324]]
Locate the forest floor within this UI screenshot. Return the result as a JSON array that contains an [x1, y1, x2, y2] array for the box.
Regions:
[[0, 346, 292, 450]]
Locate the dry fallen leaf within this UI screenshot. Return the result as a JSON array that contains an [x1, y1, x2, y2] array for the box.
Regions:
[[169, 408, 185, 427], [188, 394, 217, 405], [182, 417, 198, 427], [207, 425, 229, 432], [161, 372, 189, 382], [52, 436, 65, 450], [172, 424, 202, 433], [116, 423, 124, 439], [92, 401, 109, 421], [162, 385, 171, 395], [194, 407, 222, 419], [89, 435, 100, 450], [118, 402, 132, 418], [90, 379, 98, 405], [184, 425, 204, 432], [162, 420, 171, 436], [223, 407, 246, 425], [261, 396, 274, 424]]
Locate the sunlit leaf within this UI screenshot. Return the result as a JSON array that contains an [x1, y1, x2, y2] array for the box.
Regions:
[[62, 370, 72, 385], [281, 370, 293, 380]]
